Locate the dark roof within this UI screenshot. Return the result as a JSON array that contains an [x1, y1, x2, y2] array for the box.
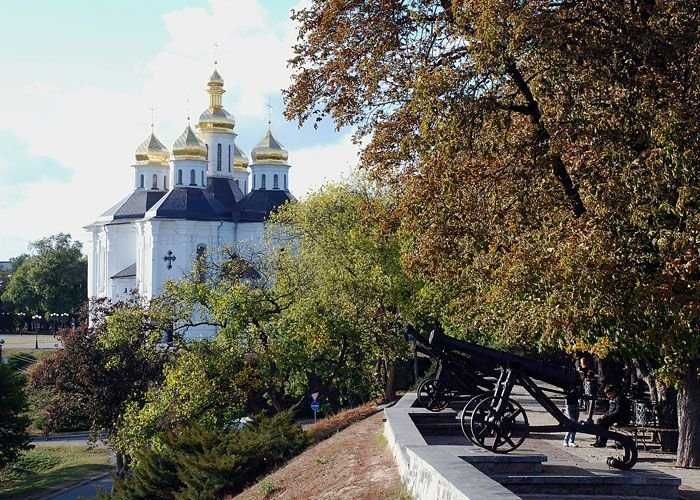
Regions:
[[147, 187, 228, 221], [111, 263, 136, 279], [101, 190, 167, 220], [207, 177, 244, 218], [238, 189, 296, 222]]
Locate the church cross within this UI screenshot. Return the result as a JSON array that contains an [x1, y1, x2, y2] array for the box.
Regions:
[[164, 250, 177, 269], [150, 106, 156, 131], [266, 99, 272, 128]]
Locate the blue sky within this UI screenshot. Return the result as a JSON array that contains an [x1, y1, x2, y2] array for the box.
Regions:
[[0, 0, 357, 259]]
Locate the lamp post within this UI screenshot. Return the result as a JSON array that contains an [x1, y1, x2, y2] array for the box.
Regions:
[[0, 339, 4, 363]]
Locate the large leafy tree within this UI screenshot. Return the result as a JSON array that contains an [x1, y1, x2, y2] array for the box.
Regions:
[[2, 234, 87, 314], [30, 299, 176, 474], [0, 364, 31, 468], [286, 1, 700, 466]]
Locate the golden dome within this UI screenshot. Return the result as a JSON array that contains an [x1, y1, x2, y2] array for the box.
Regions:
[[251, 129, 288, 164], [197, 68, 235, 132], [172, 124, 207, 160], [233, 144, 249, 169], [135, 132, 169, 164]]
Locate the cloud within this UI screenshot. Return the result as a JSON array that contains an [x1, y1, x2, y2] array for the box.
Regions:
[[290, 134, 360, 197]]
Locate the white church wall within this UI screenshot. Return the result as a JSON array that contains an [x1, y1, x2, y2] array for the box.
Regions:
[[103, 223, 137, 300], [199, 130, 237, 178], [133, 164, 169, 191]]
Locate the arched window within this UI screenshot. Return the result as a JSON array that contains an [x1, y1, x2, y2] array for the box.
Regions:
[[201, 171, 205, 186], [284, 174, 287, 190], [273, 174, 279, 189], [235, 179, 240, 188], [177, 170, 183, 185], [164, 175, 168, 190], [190, 169, 196, 186], [227, 145, 231, 172], [261, 174, 266, 190], [139, 174, 144, 189], [206, 144, 209, 159], [217, 143, 222, 171], [244, 180, 248, 193], [195, 244, 207, 282], [253, 175, 256, 189], [152, 174, 158, 190]]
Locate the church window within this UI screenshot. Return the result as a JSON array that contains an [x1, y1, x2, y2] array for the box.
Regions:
[[253, 176, 256, 189], [195, 244, 207, 282], [190, 169, 196, 186], [140, 174, 144, 189], [273, 174, 279, 189], [284, 174, 287, 190], [164, 176, 168, 190], [235, 179, 240, 188], [244, 180, 248, 193], [228, 145, 231, 172], [206, 144, 209, 159], [177, 170, 183, 185], [261, 174, 266, 190], [152, 174, 158, 190], [217, 144, 222, 171], [201, 171, 205, 186]]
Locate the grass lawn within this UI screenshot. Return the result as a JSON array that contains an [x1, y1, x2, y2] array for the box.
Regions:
[[2, 348, 58, 361], [0, 443, 113, 500]]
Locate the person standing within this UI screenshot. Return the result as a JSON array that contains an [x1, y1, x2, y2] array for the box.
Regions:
[[564, 389, 580, 447]]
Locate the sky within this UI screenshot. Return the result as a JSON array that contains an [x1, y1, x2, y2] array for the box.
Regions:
[[0, 0, 359, 260]]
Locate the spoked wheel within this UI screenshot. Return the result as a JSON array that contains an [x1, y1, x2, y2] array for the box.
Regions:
[[416, 378, 449, 411], [460, 393, 489, 444], [470, 397, 529, 453]]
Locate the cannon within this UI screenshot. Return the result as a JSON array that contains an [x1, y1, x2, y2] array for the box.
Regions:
[[422, 328, 637, 470], [415, 340, 495, 411]]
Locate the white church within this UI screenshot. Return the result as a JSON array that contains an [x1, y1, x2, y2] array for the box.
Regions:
[[85, 68, 296, 335]]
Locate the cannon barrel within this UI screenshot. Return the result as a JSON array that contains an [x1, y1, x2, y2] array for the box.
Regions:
[[429, 330, 578, 390]]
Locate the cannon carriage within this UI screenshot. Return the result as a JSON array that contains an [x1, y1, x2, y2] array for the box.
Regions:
[[414, 336, 496, 411], [415, 327, 638, 470]]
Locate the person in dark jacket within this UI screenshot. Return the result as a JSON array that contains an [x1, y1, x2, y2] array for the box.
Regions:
[[592, 385, 630, 447]]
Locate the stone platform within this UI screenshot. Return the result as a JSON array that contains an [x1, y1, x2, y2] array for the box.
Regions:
[[384, 393, 682, 500]]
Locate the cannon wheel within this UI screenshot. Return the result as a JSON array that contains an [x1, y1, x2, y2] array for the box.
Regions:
[[460, 393, 489, 444], [416, 378, 449, 412], [470, 396, 529, 453]]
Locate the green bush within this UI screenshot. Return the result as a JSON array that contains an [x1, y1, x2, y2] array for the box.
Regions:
[[108, 411, 308, 500]]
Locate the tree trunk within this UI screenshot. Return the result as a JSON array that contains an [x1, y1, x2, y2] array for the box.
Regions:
[[676, 359, 700, 467], [384, 357, 396, 403]]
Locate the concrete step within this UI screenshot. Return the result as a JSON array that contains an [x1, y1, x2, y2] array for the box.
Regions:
[[414, 422, 464, 436], [492, 465, 681, 499], [520, 496, 673, 500], [462, 453, 546, 475]]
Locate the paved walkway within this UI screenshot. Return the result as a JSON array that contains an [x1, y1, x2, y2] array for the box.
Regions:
[[44, 474, 113, 500], [514, 388, 700, 499], [0, 333, 62, 350]]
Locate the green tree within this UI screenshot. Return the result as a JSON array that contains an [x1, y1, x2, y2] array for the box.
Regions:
[[2, 234, 87, 314], [0, 364, 32, 468], [285, 1, 700, 466]]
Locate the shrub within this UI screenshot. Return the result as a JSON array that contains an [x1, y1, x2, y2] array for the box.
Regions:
[[108, 412, 308, 500], [0, 364, 32, 468]]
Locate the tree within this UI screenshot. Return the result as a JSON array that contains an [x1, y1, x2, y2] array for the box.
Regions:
[[0, 364, 31, 468], [30, 299, 176, 474], [2, 234, 87, 314], [286, 1, 700, 466]]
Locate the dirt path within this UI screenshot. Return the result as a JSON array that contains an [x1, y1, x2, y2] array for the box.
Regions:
[[234, 412, 406, 500]]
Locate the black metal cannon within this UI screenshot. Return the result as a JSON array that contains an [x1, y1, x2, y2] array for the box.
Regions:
[[424, 328, 638, 470], [414, 338, 495, 411]]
